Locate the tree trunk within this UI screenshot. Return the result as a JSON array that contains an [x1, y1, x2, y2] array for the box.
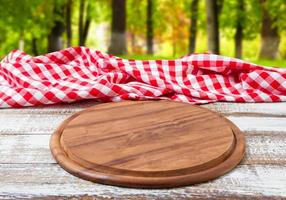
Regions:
[[66, 0, 72, 47], [189, 0, 199, 54], [82, 19, 91, 46], [259, 0, 280, 59], [48, 6, 65, 52], [217, 0, 224, 14], [205, 0, 220, 54], [146, 0, 154, 54], [82, 2, 91, 46], [78, 0, 85, 46], [108, 0, 127, 55], [234, 0, 244, 58], [131, 33, 136, 53], [48, 21, 65, 52], [31, 37, 38, 56], [19, 31, 24, 51], [172, 25, 176, 57]]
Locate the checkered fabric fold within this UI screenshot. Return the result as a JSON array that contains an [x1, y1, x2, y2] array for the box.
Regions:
[[0, 46, 285, 107]]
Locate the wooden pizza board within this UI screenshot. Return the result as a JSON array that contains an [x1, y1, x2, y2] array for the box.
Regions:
[[50, 100, 245, 188]]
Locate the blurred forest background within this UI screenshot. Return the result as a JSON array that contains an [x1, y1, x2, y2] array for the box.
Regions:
[[0, 0, 285, 67]]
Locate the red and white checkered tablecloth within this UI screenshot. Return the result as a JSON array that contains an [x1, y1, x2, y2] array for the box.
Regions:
[[0, 47, 285, 108]]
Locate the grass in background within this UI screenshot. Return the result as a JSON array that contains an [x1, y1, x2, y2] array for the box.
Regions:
[[121, 31, 286, 68], [121, 33, 286, 68], [250, 59, 286, 68]]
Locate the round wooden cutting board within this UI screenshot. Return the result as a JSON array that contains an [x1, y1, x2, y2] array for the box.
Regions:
[[50, 100, 245, 188]]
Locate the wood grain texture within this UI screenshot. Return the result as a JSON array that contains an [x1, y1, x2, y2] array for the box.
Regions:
[[1, 134, 285, 165], [50, 101, 245, 188], [0, 100, 286, 199], [1, 112, 286, 135]]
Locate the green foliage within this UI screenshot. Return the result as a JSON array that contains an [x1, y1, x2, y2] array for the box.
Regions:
[[265, 0, 286, 32], [81, 0, 111, 23], [0, 0, 40, 31], [155, 0, 190, 56], [0, 0, 67, 55], [0, 0, 285, 64], [220, 0, 262, 40], [126, 0, 146, 53], [127, 0, 146, 34]]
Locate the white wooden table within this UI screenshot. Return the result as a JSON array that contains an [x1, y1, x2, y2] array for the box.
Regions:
[[1, 100, 286, 199]]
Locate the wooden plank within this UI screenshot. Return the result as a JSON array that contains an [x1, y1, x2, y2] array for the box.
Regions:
[[0, 113, 285, 135], [245, 135, 286, 165], [0, 134, 285, 165], [204, 102, 286, 116], [0, 102, 285, 198], [0, 113, 69, 135], [1, 102, 286, 135], [227, 116, 286, 135], [0, 164, 285, 199], [0, 135, 53, 164], [0, 100, 98, 114]]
